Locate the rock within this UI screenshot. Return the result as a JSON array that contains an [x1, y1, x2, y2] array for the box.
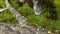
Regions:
[[0, 23, 48, 34]]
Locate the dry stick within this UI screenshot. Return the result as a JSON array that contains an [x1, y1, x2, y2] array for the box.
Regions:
[[0, 8, 7, 12], [5, 0, 27, 27]]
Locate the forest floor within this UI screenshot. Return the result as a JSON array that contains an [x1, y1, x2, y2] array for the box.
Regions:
[[0, 0, 60, 32]]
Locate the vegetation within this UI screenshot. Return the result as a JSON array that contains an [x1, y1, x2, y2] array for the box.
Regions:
[[0, 0, 60, 30]]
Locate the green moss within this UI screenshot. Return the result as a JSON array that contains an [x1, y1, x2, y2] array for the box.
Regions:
[[0, 10, 18, 24], [17, 3, 34, 17]]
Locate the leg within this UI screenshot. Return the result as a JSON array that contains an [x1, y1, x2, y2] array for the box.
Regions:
[[33, 0, 42, 15]]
